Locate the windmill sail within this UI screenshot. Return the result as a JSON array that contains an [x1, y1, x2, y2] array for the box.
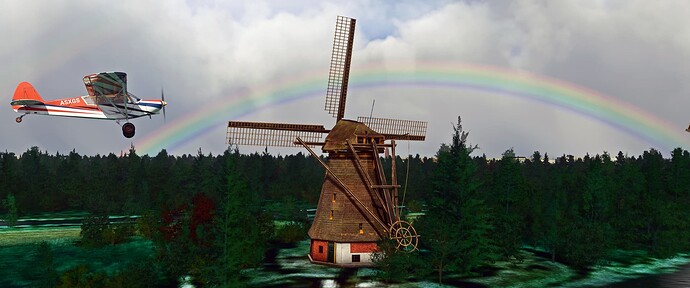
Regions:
[[358, 116, 427, 141], [324, 16, 356, 121], [226, 121, 328, 147]]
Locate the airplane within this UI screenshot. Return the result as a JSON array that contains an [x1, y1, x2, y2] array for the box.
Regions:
[[10, 72, 166, 138]]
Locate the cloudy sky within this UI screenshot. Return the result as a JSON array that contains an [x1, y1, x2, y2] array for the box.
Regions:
[[2, 0, 690, 158]]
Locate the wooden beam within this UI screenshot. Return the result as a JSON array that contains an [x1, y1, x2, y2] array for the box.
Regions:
[[372, 141, 396, 225], [346, 139, 390, 223], [381, 134, 426, 141], [371, 185, 401, 189], [391, 140, 399, 221], [295, 141, 326, 146]]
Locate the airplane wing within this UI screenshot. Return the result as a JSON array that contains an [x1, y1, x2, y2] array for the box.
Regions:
[[83, 72, 127, 98], [83, 72, 133, 107]]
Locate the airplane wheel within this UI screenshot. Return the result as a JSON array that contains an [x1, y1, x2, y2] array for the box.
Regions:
[[15, 117, 22, 123], [122, 123, 135, 138]]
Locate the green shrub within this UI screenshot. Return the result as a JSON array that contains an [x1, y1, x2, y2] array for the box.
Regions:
[[80, 214, 134, 247], [273, 221, 307, 244]]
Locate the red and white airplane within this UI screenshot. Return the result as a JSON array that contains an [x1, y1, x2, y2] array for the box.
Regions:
[[11, 72, 166, 138]]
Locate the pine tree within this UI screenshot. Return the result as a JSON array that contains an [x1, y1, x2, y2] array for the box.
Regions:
[[418, 117, 497, 284], [214, 149, 272, 286], [490, 149, 526, 260], [3, 192, 18, 227], [559, 153, 614, 267]]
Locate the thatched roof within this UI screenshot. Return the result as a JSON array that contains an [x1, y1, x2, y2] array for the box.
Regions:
[[322, 119, 383, 152]]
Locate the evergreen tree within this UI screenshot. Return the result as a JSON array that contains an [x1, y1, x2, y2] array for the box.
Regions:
[[418, 117, 497, 284], [3, 192, 18, 227], [559, 154, 614, 267], [213, 149, 272, 286], [610, 152, 646, 249], [652, 148, 690, 256], [371, 238, 426, 284], [490, 149, 526, 260]]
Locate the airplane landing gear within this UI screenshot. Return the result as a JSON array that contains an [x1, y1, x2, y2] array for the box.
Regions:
[[15, 115, 25, 123], [122, 122, 135, 138]]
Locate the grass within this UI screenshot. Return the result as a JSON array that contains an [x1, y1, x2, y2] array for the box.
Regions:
[[0, 227, 154, 287], [0, 227, 81, 246]]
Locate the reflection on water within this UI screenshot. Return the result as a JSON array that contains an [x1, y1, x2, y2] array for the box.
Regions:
[[254, 240, 690, 288], [606, 264, 690, 288], [659, 264, 690, 288]]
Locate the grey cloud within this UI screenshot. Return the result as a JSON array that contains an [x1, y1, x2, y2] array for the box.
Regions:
[[1, 0, 689, 158]]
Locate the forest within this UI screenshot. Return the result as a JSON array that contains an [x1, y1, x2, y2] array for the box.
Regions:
[[3, 118, 690, 286]]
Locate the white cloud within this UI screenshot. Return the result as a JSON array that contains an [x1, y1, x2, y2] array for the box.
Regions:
[[1, 0, 689, 157]]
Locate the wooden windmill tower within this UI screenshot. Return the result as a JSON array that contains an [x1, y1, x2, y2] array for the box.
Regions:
[[226, 16, 427, 267]]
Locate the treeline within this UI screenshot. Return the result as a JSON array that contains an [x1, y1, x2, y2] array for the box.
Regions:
[[3, 123, 690, 284], [0, 146, 436, 218], [403, 118, 690, 285], [474, 142, 690, 264], [0, 147, 317, 216]]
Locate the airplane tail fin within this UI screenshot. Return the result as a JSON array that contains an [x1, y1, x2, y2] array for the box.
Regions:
[[12, 82, 45, 105]]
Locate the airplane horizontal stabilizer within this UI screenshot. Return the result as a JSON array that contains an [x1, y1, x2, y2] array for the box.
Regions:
[[10, 99, 44, 106]]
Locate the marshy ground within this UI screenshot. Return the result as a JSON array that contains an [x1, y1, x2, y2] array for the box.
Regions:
[[1, 226, 689, 287]]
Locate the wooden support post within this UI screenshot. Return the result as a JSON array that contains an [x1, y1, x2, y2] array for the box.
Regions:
[[346, 139, 390, 223], [372, 141, 396, 225], [391, 140, 399, 221]]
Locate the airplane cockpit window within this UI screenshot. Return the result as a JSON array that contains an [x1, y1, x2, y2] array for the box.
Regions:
[[128, 93, 141, 102], [82, 96, 95, 105]]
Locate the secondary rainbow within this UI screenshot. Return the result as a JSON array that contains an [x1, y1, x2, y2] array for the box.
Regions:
[[135, 62, 688, 154]]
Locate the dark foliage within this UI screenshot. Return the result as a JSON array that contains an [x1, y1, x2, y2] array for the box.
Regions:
[[3, 138, 690, 285], [79, 214, 135, 247]]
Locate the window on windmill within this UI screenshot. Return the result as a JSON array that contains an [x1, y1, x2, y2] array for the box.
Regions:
[[332, 193, 336, 202], [359, 223, 363, 234], [319, 245, 323, 253], [357, 137, 364, 144], [352, 255, 360, 262], [330, 210, 333, 220]]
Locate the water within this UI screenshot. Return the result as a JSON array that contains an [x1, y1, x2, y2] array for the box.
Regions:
[[659, 265, 690, 288], [607, 264, 690, 288]]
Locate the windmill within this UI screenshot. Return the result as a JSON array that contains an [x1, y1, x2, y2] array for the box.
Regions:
[[226, 16, 427, 267]]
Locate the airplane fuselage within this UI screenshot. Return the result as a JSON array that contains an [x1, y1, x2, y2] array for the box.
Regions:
[[12, 94, 165, 120]]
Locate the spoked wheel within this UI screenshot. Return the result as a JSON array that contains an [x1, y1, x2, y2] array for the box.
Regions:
[[15, 117, 22, 123], [388, 220, 419, 252], [122, 122, 135, 138]]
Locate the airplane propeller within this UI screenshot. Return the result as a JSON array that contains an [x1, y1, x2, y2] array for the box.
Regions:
[[161, 88, 167, 122]]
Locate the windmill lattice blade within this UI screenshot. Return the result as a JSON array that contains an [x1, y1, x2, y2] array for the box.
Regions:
[[358, 116, 427, 141], [325, 16, 356, 121], [227, 121, 328, 147]]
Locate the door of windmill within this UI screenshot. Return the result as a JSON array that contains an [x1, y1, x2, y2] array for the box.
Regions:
[[327, 242, 335, 263]]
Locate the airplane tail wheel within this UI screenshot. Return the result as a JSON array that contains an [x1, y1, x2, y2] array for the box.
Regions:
[[122, 123, 135, 138], [15, 117, 22, 123], [389, 220, 419, 252]]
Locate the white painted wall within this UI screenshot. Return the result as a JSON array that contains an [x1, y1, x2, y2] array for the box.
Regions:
[[335, 242, 373, 264]]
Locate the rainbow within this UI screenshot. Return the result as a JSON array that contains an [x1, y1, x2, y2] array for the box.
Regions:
[[135, 62, 689, 155]]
